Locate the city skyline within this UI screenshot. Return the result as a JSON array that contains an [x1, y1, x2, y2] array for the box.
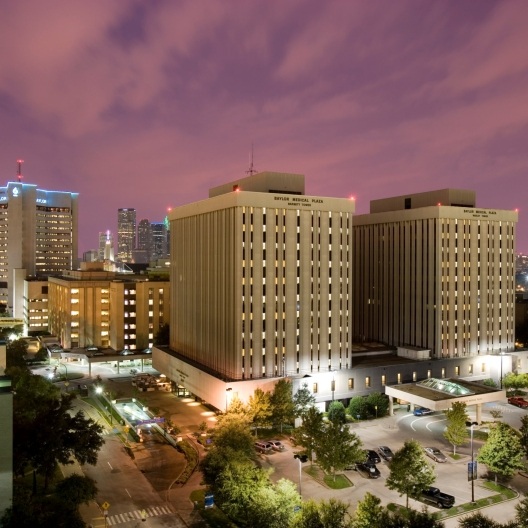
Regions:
[[1, 1, 527, 253]]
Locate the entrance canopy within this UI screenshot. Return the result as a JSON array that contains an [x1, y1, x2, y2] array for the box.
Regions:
[[385, 378, 506, 412]]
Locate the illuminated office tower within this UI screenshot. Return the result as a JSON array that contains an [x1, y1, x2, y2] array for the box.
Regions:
[[151, 222, 168, 260], [353, 189, 518, 358], [117, 208, 136, 262], [0, 171, 78, 315], [168, 171, 354, 382]]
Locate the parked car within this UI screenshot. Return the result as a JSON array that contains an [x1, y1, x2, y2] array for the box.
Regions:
[[424, 447, 447, 463], [413, 407, 434, 416], [119, 350, 134, 356], [354, 462, 381, 479], [365, 449, 381, 464], [378, 446, 394, 461], [421, 486, 455, 508], [507, 397, 528, 408], [268, 440, 285, 451], [254, 441, 273, 454]]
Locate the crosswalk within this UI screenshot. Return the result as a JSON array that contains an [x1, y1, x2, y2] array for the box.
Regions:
[[106, 504, 176, 525]]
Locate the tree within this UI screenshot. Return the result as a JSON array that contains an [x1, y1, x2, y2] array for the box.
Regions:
[[12, 372, 104, 491], [215, 460, 271, 524], [5, 339, 29, 371], [443, 402, 469, 454], [200, 414, 255, 487], [457, 512, 502, 528], [328, 401, 347, 425], [245, 478, 300, 528], [348, 396, 369, 420], [292, 406, 324, 465], [353, 492, 384, 528], [270, 378, 295, 432], [386, 439, 436, 508], [54, 474, 98, 508], [153, 322, 169, 345], [314, 421, 364, 480], [366, 392, 389, 418], [520, 416, 528, 458], [248, 387, 272, 437], [293, 383, 316, 418], [515, 494, 528, 528], [291, 498, 353, 528], [477, 422, 525, 484]]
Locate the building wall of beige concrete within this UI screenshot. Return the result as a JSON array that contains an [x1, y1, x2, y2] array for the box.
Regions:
[[354, 197, 517, 358], [170, 179, 355, 381], [48, 269, 169, 351], [23, 279, 49, 334]]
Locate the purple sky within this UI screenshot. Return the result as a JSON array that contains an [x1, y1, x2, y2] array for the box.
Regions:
[[1, 1, 527, 254]]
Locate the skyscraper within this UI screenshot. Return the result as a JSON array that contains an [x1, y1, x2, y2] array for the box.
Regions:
[[117, 208, 136, 263], [157, 171, 354, 408], [137, 219, 152, 262], [151, 222, 168, 260], [0, 179, 78, 315], [353, 189, 518, 358]]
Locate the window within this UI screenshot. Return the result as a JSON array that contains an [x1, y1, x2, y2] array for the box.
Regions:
[[381, 374, 386, 386], [455, 366, 460, 376], [469, 364, 473, 374], [365, 376, 371, 388], [481, 363, 486, 373], [348, 378, 354, 390], [412, 371, 417, 382], [441, 368, 446, 378], [397, 373, 401, 384], [427, 369, 432, 379], [313, 383, 318, 394]]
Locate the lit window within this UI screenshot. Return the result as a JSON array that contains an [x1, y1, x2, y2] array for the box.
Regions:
[[348, 378, 354, 390], [365, 376, 371, 388], [313, 383, 318, 394], [381, 374, 386, 386]]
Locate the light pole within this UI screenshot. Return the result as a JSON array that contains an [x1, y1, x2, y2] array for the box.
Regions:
[[225, 387, 232, 413], [467, 420, 478, 503], [293, 453, 307, 495]]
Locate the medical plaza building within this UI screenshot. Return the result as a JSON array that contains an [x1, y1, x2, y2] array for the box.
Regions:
[[155, 172, 355, 407], [154, 178, 520, 411]]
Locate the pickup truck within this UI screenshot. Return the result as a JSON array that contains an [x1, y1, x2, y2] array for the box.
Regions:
[[421, 487, 455, 509], [507, 397, 528, 408]]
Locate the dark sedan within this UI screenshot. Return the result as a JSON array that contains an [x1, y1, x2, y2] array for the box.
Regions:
[[355, 462, 381, 479]]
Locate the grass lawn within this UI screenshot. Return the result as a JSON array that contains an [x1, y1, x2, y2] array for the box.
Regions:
[[305, 465, 353, 489]]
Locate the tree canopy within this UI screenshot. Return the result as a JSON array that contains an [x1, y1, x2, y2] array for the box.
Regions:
[[293, 383, 316, 418], [269, 378, 295, 432], [13, 371, 104, 491], [477, 422, 525, 483], [386, 439, 436, 508], [443, 402, 469, 454]]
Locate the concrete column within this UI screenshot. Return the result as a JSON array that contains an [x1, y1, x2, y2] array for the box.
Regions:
[[476, 403, 482, 424], [389, 396, 394, 416]]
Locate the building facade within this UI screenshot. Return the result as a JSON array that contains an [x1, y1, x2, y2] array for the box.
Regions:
[[0, 181, 78, 316], [117, 208, 136, 263], [353, 189, 518, 358], [151, 222, 168, 260], [23, 278, 49, 334], [47, 263, 169, 350], [167, 171, 355, 384]]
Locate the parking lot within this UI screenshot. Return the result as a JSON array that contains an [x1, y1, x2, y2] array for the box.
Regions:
[[257, 411, 519, 524]]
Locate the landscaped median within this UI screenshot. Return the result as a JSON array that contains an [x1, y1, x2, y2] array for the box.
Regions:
[[388, 481, 519, 521]]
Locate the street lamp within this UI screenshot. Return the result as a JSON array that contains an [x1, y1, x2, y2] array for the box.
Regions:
[[466, 421, 478, 503], [293, 453, 308, 495], [225, 387, 232, 413]]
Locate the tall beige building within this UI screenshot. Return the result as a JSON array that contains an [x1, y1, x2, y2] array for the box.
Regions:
[[47, 263, 169, 350], [353, 189, 518, 358], [169, 172, 355, 381]]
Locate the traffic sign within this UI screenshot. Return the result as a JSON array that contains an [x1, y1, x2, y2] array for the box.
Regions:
[[101, 501, 110, 510]]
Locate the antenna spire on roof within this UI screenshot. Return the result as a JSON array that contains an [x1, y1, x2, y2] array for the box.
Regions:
[[245, 144, 257, 176], [16, 159, 24, 182]]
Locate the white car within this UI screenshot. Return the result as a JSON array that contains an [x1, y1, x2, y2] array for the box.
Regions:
[[268, 440, 285, 451], [424, 447, 447, 463]]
